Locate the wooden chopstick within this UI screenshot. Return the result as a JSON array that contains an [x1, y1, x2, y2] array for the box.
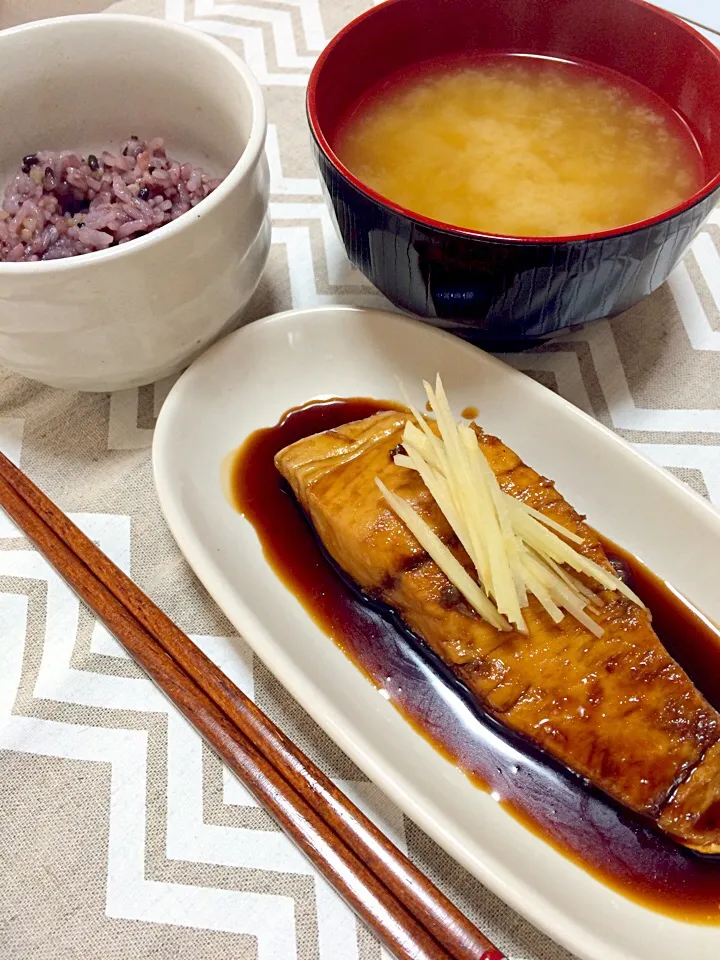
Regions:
[[0, 453, 505, 960], [680, 14, 720, 39], [0, 473, 452, 960]]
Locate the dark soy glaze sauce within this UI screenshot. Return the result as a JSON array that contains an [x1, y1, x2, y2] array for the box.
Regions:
[[231, 397, 720, 923]]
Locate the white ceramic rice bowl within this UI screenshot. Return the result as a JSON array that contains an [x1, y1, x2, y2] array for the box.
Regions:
[[0, 14, 270, 391]]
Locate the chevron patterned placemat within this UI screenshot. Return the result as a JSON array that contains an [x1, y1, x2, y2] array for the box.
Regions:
[[1, 3, 719, 959]]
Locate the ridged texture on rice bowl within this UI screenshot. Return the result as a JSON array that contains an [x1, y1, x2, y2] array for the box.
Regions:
[[0, 136, 223, 262]]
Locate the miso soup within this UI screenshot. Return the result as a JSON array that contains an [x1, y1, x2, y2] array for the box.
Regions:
[[334, 55, 704, 238]]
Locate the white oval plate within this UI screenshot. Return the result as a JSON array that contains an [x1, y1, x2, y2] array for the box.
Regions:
[[153, 306, 720, 960]]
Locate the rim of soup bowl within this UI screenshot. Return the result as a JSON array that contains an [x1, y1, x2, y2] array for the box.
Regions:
[[0, 14, 267, 275], [307, 0, 720, 246]]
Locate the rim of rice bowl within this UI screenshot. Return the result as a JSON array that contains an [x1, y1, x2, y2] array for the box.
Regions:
[[0, 14, 267, 273]]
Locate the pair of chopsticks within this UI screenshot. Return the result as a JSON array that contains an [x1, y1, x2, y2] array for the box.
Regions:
[[0, 450, 505, 960]]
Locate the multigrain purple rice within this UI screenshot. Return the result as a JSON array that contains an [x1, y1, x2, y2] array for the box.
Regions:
[[0, 136, 223, 262]]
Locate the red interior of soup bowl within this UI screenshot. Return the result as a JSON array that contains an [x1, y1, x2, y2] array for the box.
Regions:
[[308, 0, 720, 243]]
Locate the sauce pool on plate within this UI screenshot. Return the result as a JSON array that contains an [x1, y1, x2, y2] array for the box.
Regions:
[[334, 54, 705, 238], [231, 398, 720, 923]]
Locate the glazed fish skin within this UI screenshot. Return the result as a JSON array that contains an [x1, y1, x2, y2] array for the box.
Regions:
[[276, 410, 720, 853]]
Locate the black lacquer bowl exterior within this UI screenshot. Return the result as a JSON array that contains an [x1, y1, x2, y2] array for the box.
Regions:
[[312, 139, 719, 343]]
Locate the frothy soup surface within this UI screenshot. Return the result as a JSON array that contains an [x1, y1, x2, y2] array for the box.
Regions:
[[335, 55, 704, 237]]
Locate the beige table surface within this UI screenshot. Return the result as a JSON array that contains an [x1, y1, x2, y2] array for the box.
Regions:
[[1, 3, 719, 960]]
